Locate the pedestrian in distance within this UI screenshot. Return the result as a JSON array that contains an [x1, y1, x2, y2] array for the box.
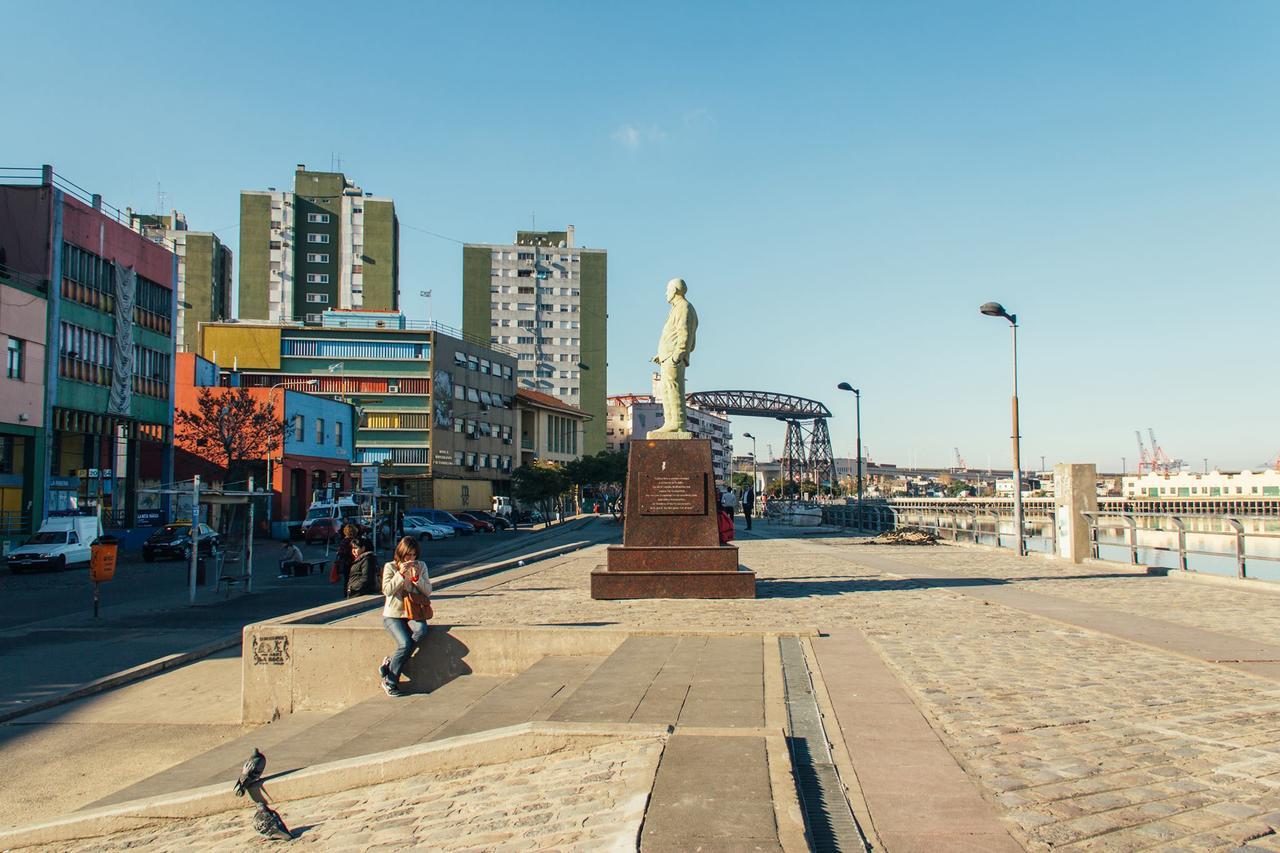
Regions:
[[345, 537, 377, 598], [331, 523, 359, 595], [279, 541, 305, 578], [380, 536, 432, 697], [741, 481, 756, 531]]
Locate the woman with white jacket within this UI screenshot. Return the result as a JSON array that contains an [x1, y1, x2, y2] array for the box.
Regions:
[[379, 536, 432, 697]]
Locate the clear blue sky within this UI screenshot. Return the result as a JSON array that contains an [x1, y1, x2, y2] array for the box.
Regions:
[[8, 1, 1278, 471]]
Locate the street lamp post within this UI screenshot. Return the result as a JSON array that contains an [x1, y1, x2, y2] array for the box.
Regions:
[[980, 302, 1024, 556], [742, 432, 758, 492], [836, 383, 862, 526]]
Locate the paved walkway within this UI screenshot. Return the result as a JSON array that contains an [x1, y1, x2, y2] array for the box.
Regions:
[[14, 519, 1280, 850]]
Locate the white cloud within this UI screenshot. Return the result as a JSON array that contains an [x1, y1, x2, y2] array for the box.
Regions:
[[611, 123, 668, 150]]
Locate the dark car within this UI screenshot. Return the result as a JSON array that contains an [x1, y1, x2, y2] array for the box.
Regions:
[[465, 510, 511, 531], [142, 523, 221, 562], [409, 509, 476, 535], [455, 512, 495, 533]]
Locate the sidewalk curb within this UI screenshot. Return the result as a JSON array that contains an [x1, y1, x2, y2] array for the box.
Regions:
[[0, 634, 241, 725], [0, 536, 601, 725]]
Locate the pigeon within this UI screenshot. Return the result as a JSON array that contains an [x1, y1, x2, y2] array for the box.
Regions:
[[233, 748, 266, 797], [253, 802, 293, 841]]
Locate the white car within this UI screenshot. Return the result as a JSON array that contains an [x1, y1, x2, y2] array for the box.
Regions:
[[403, 515, 456, 540]]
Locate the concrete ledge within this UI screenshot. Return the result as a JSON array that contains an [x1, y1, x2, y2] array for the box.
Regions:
[[0, 721, 670, 851], [242, 622, 817, 722], [1163, 566, 1280, 596]]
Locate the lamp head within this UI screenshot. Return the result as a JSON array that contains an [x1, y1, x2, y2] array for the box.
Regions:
[[837, 382, 859, 395], [743, 432, 755, 439], [980, 302, 1015, 323]]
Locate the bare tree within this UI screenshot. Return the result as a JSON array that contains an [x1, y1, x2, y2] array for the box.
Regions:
[[175, 387, 283, 485]]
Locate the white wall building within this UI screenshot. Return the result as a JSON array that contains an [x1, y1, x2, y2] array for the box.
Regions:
[[1123, 469, 1280, 499], [606, 386, 733, 483]]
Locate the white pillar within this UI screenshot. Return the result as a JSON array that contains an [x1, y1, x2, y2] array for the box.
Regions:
[[1054, 463, 1097, 563]]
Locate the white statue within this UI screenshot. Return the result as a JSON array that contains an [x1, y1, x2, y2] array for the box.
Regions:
[[648, 278, 698, 439]]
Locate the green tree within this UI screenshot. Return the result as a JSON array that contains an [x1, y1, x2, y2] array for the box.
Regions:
[[565, 450, 628, 518], [729, 472, 754, 492], [510, 461, 569, 525]]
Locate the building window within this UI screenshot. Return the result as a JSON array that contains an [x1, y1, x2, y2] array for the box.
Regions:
[[305, 313, 322, 323], [307, 233, 330, 244], [306, 274, 330, 284], [293, 414, 304, 441], [305, 293, 329, 303], [335, 420, 343, 448], [6, 338, 22, 380], [307, 213, 331, 223], [306, 253, 330, 263], [315, 418, 324, 445]]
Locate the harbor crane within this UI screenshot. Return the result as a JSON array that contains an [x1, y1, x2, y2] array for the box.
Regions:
[[953, 447, 968, 471], [1135, 428, 1186, 475]]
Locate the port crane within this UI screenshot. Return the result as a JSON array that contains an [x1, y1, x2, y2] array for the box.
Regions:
[[953, 447, 968, 471], [1134, 428, 1185, 475]]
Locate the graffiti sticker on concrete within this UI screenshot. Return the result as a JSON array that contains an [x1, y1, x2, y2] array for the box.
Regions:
[[252, 634, 290, 666]]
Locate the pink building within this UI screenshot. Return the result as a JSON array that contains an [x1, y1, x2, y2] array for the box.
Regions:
[[0, 266, 48, 538]]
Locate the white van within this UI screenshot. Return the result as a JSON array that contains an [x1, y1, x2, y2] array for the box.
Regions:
[[6, 516, 102, 573]]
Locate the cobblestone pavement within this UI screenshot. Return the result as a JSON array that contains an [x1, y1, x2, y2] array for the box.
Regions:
[[56, 738, 663, 852], [433, 531, 1280, 851], [844, 541, 1280, 648]]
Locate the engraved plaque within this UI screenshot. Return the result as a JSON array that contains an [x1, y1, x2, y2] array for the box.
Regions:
[[638, 473, 707, 515]]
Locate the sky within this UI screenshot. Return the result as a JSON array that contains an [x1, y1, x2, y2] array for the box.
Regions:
[[6, 1, 1278, 472]]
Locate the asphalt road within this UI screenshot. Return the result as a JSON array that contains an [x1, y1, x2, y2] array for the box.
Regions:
[[0, 517, 612, 715]]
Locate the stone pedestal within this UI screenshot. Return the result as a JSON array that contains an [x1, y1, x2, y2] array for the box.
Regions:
[[1054, 463, 1098, 563], [591, 439, 755, 599]]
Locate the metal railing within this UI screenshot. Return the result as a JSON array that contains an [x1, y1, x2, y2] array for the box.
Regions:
[[823, 499, 1057, 553], [1082, 511, 1280, 578]]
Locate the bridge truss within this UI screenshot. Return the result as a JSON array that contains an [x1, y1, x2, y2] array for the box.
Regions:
[[685, 390, 835, 490]]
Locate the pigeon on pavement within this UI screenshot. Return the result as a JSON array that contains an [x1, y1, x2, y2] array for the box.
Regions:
[[233, 748, 266, 797], [253, 802, 293, 841]]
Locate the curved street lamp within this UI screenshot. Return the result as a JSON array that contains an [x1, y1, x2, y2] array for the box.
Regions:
[[979, 302, 1024, 556], [836, 383, 862, 509]]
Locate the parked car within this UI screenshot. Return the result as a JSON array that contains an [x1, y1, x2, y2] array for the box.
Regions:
[[142, 523, 221, 562], [409, 509, 476, 536], [455, 512, 495, 533], [402, 515, 456, 540], [5, 516, 101, 573], [465, 510, 511, 531]]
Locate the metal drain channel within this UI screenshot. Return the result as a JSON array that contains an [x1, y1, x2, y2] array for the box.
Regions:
[[780, 637, 868, 852]]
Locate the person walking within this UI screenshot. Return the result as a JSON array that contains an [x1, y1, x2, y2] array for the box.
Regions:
[[380, 536, 432, 697], [741, 481, 756, 531]]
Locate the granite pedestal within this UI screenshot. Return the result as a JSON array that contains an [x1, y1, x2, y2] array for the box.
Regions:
[[592, 439, 755, 599]]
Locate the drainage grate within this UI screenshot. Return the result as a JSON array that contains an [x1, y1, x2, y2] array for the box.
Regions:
[[780, 637, 868, 852]]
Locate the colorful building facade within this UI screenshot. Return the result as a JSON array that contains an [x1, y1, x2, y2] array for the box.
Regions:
[[200, 310, 517, 513], [0, 167, 176, 529]]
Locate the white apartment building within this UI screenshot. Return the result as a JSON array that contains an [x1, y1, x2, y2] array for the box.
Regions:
[[606, 384, 733, 483], [1123, 469, 1280, 499]]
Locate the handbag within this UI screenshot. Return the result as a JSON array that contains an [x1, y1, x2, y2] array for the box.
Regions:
[[401, 563, 433, 621], [328, 561, 339, 583]]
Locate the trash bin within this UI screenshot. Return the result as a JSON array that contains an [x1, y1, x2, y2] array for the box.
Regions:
[[196, 556, 208, 585], [90, 535, 119, 582]]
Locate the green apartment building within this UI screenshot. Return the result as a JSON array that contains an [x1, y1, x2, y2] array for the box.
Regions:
[[239, 165, 399, 325], [462, 226, 607, 454], [130, 211, 232, 352]]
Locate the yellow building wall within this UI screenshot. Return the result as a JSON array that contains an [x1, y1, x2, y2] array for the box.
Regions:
[[432, 478, 494, 513], [201, 326, 282, 370]]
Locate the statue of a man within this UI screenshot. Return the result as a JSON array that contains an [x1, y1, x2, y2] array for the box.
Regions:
[[648, 278, 698, 438]]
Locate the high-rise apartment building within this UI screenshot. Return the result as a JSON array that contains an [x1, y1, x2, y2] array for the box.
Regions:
[[130, 211, 232, 352], [462, 226, 606, 454], [239, 165, 398, 325]]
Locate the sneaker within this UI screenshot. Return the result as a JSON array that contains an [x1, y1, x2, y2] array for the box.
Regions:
[[382, 678, 402, 698], [378, 657, 391, 681]]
